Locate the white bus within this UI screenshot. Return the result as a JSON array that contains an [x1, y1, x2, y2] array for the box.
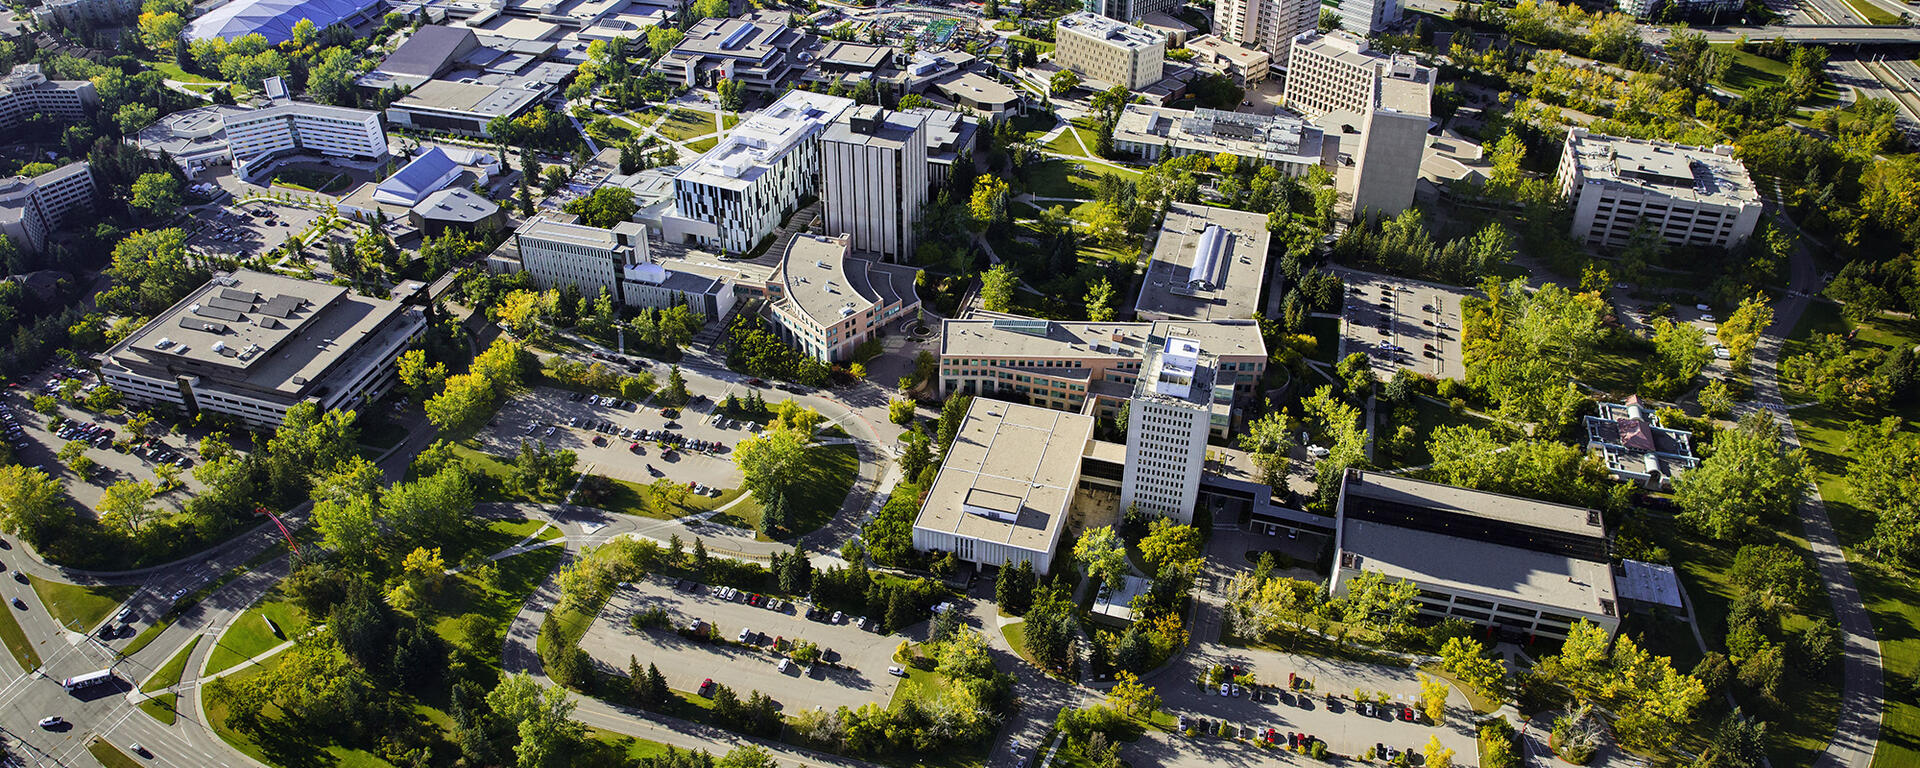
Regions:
[[60, 669, 113, 692]]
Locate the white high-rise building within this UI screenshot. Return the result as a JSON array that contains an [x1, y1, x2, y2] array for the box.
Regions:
[[0, 65, 96, 130], [663, 91, 855, 255], [0, 161, 94, 253], [1054, 12, 1166, 89], [1328, 0, 1401, 37], [222, 102, 388, 177], [1556, 128, 1762, 250], [821, 106, 928, 263], [1082, 0, 1178, 23], [1213, 0, 1317, 68], [1121, 337, 1231, 523]]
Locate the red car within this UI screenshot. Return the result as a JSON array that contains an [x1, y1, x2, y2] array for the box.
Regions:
[[1400, 706, 1415, 722], [699, 678, 715, 696], [749, 594, 763, 606]]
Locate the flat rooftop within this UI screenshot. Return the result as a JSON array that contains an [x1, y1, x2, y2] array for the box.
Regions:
[[393, 79, 543, 118], [822, 106, 925, 151], [671, 11, 802, 59], [1114, 104, 1326, 166], [771, 233, 916, 325], [518, 216, 623, 250], [674, 91, 853, 192], [1342, 470, 1604, 540], [1188, 35, 1269, 68], [914, 399, 1095, 554], [1291, 30, 1379, 69], [941, 318, 1267, 361], [1136, 203, 1271, 321], [1565, 128, 1757, 207], [1057, 11, 1163, 50], [1342, 516, 1619, 617], [102, 270, 418, 399]]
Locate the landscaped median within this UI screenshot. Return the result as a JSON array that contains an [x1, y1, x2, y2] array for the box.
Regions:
[[138, 636, 202, 725]]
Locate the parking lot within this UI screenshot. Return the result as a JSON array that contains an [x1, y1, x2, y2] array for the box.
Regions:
[[478, 385, 755, 491], [577, 576, 905, 713], [187, 201, 328, 260], [7, 367, 214, 514], [1334, 268, 1471, 379]]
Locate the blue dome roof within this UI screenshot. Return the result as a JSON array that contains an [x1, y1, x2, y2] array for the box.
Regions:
[[186, 0, 378, 44]]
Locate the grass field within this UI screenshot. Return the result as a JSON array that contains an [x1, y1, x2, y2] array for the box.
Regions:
[[143, 636, 201, 693], [142, 60, 220, 84], [1714, 45, 1845, 103], [1021, 159, 1142, 200], [0, 599, 38, 672], [1043, 121, 1091, 157], [203, 592, 311, 676], [26, 576, 133, 633], [686, 137, 719, 153], [87, 738, 143, 768], [656, 109, 719, 142], [1766, 304, 1920, 767], [1841, 0, 1902, 24], [709, 442, 859, 538], [207, 542, 565, 767]]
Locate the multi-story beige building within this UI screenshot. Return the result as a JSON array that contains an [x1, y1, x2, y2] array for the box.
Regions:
[[1555, 128, 1762, 250], [1122, 337, 1232, 521], [1054, 12, 1165, 89], [1213, 0, 1317, 68], [765, 233, 922, 363], [911, 399, 1092, 575], [1186, 35, 1271, 86], [1283, 31, 1432, 120], [938, 318, 1266, 426]]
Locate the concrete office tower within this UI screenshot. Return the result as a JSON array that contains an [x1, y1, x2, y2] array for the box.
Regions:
[[821, 106, 929, 262], [1329, 0, 1402, 37], [1121, 337, 1232, 523], [1556, 128, 1762, 250], [1054, 12, 1166, 89], [1284, 31, 1433, 119], [1214, 0, 1317, 67], [0, 161, 94, 253], [1353, 64, 1431, 218]]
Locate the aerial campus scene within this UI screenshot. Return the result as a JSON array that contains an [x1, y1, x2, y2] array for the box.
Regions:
[[0, 0, 1910, 763]]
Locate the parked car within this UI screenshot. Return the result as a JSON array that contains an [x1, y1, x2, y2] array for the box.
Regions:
[[888, 666, 907, 677]]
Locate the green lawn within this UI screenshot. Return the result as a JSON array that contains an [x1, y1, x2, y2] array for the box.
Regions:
[[87, 738, 143, 768], [686, 137, 719, 153], [589, 728, 677, 762], [1714, 46, 1844, 103], [888, 663, 943, 710], [26, 575, 133, 632], [203, 591, 312, 676], [709, 442, 859, 538], [1021, 159, 1141, 200], [1043, 121, 1091, 157], [206, 543, 565, 767], [656, 108, 719, 142], [0, 598, 39, 672], [142, 59, 219, 84], [143, 635, 201, 693], [1381, 396, 1491, 468], [1842, 0, 1902, 24]]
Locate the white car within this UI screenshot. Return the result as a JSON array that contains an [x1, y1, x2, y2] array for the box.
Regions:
[[888, 666, 907, 677], [1695, 303, 1712, 311], [37, 716, 61, 728], [1714, 346, 1732, 360], [777, 658, 792, 672], [1701, 314, 1717, 323], [1305, 445, 1331, 458]]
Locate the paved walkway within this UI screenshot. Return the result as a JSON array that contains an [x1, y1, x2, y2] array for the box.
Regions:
[[1751, 233, 1881, 768]]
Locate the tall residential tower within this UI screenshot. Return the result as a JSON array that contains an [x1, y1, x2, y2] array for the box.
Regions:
[[1121, 337, 1231, 522]]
